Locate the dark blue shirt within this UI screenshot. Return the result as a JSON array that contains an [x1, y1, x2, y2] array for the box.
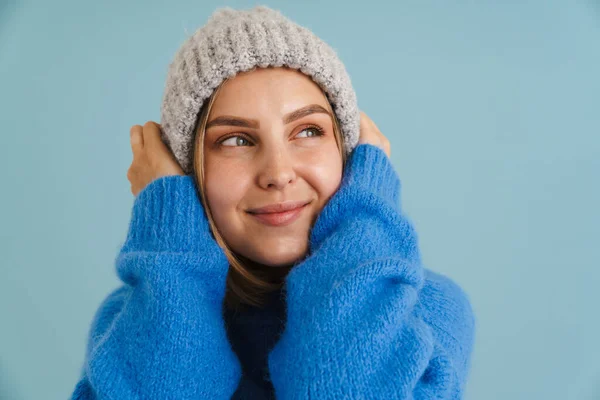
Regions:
[[223, 288, 287, 399]]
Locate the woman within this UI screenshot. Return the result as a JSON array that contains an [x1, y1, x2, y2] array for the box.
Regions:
[[71, 6, 475, 400]]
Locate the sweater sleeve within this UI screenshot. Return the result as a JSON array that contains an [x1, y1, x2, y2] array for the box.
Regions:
[[70, 175, 242, 400], [267, 144, 476, 399]]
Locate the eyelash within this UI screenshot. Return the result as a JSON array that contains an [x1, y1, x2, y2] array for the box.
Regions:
[[217, 125, 325, 147]]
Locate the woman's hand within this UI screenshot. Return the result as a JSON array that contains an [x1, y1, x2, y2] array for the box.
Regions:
[[358, 110, 391, 158], [127, 121, 185, 196]]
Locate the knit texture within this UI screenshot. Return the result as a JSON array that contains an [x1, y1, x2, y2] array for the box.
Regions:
[[160, 5, 360, 175], [267, 144, 476, 399], [71, 144, 476, 399], [71, 176, 242, 399]]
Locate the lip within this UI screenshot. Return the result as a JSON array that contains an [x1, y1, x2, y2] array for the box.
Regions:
[[247, 200, 310, 214], [247, 201, 311, 227]]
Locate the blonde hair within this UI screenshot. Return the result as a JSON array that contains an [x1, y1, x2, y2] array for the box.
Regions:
[[191, 71, 346, 312]]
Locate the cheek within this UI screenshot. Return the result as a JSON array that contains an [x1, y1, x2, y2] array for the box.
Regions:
[[300, 150, 343, 202], [203, 161, 249, 223]]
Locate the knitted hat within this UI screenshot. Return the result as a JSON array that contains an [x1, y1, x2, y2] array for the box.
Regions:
[[159, 5, 360, 175]]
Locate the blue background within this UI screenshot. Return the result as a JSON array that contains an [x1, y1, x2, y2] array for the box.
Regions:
[[1, 1, 599, 399]]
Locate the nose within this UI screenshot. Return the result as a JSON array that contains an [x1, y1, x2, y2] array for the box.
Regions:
[[257, 147, 297, 190]]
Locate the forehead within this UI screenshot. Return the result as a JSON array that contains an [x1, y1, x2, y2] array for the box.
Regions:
[[209, 67, 331, 115]]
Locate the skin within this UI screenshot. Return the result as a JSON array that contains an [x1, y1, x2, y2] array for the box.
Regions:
[[201, 67, 343, 269], [127, 67, 390, 273]]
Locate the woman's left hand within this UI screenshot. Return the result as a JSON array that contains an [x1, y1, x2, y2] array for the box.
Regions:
[[358, 110, 391, 158]]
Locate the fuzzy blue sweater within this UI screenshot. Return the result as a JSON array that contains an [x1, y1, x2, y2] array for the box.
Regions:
[[71, 144, 476, 399]]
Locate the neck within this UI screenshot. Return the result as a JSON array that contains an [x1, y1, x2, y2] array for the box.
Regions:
[[235, 253, 296, 284]]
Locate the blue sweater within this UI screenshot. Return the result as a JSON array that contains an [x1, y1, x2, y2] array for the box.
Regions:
[[71, 144, 476, 399]]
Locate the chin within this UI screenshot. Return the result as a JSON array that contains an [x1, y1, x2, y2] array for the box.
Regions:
[[253, 250, 306, 268], [244, 240, 309, 268]]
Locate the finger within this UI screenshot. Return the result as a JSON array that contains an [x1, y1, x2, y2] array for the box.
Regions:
[[360, 111, 375, 134], [130, 125, 143, 156], [143, 121, 178, 169], [142, 121, 165, 156], [126, 166, 136, 183], [359, 111, 368, 126], [360, 110, 371, 122], [359, 111, 369, 135], [364, 113, 378, 131]]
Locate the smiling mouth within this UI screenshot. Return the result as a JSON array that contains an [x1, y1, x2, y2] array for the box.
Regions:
[[247, 202, 310, 227]]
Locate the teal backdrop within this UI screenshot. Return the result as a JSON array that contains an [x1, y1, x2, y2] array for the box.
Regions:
[[1, 1, 599, 399]]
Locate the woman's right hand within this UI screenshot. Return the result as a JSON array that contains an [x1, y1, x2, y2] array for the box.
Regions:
[[127, 121, 185, 196]]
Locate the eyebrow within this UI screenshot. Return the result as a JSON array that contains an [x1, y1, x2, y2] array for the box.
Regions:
[[205, 104, 332, 130]]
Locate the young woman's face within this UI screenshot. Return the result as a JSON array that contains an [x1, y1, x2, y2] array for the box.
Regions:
[[201, 67, 343, 268]]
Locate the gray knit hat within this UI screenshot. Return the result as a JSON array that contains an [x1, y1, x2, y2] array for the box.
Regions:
[[159, 5, 360, 175]]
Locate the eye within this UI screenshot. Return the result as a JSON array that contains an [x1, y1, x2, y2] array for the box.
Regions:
[[217, 126, 324, 148], [296, 126, 325, 139], [220, 135, 252, 147]]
